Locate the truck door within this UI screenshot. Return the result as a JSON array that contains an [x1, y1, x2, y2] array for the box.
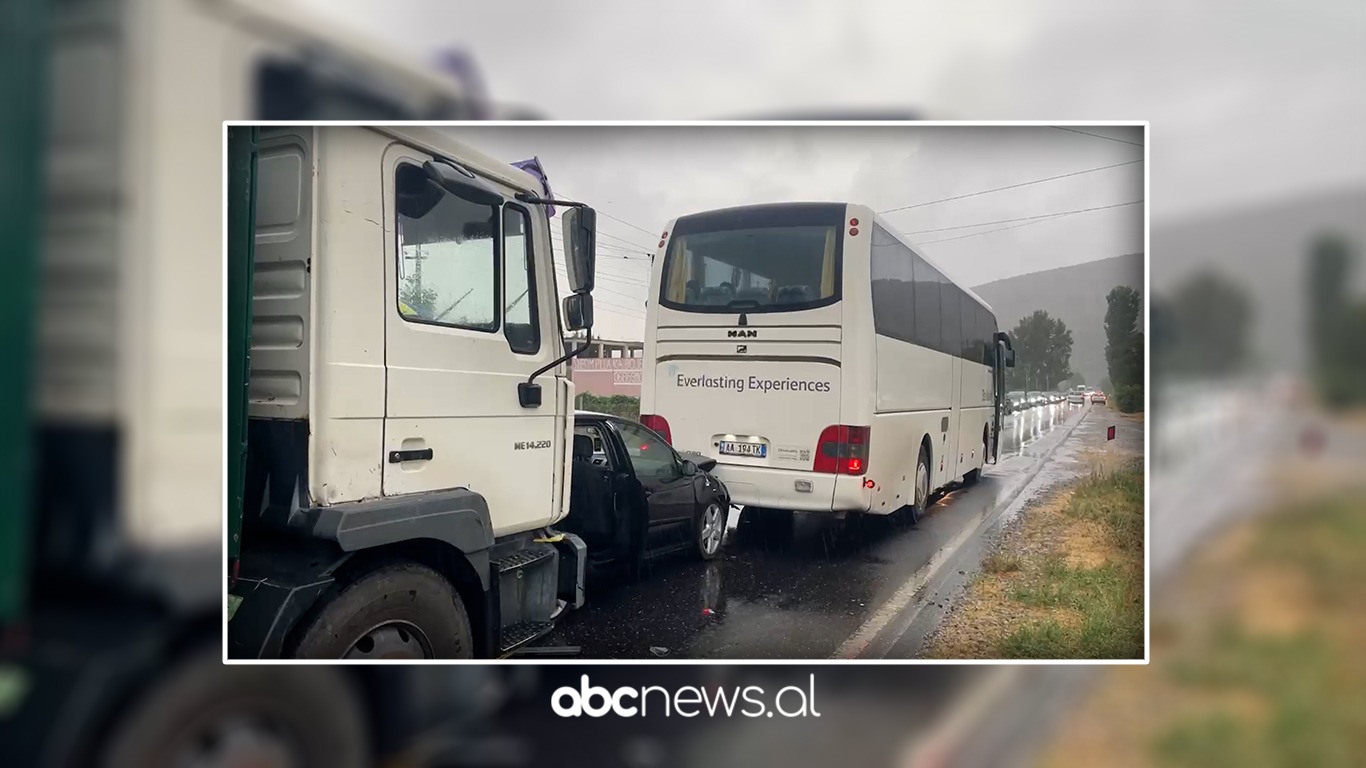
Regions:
[[381, 142, 561, 535]]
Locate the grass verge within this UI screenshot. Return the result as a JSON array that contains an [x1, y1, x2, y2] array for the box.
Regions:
[[923, 458, 1145, 660], [1038, 489, 1366, 768]]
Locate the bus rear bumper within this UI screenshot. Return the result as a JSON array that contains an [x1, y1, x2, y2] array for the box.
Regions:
[[711, 465, 870, 513]]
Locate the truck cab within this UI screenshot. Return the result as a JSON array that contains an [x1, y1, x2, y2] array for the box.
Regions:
[[228, 126, 598, 659]]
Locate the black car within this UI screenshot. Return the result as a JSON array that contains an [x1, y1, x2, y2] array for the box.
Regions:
[[564, 412, 731, 568]]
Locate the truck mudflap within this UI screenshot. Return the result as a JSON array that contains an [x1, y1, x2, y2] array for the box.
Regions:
[[551, 532, 587, 610], [227, 536, 347, 659]]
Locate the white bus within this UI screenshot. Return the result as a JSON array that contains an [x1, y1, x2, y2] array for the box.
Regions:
[[639, 202, 1015, 527]]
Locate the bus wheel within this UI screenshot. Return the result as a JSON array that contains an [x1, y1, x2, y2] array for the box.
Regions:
[[291, 563, 474, 659], [909, 446, 931, 524], [101, 645, 367, 768]]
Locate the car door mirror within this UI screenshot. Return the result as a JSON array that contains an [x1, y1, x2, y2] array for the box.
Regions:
[[681, 459, 698, 477]]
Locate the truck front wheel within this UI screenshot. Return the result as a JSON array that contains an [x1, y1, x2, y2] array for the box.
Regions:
[[101, 645, 366, 768], [291, 562, 474, 659]]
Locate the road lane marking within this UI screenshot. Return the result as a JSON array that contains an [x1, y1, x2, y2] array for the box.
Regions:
[[833, 409, 1091, 659]]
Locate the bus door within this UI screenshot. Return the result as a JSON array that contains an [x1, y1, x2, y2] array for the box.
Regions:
[[990, 332, 1015, 463]]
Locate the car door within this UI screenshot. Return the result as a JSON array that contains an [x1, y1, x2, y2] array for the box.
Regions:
[[609, 419, 697, 528]]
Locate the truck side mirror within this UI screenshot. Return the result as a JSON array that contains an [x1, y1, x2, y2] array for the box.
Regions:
[[1005, 348, 1016, 368], [563, 293, 594, 332], [562, 207, 597, 293], [423, 159, 503, 207]]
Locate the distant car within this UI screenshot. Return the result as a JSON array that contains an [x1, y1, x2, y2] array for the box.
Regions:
[[1091, 391, 1108, 405], [1006, 391, 1026, 413], [1027, 391, 1044, 407], [1067, 389, 1087, 404], [566, 412, 732, 567]]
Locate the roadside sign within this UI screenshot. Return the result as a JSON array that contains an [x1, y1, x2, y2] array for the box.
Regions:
[[1107, 425, 1116, 441]]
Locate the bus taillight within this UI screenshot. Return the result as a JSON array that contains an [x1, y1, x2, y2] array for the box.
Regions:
[[641, 414, 672, 444], [814, 425, 870, 475]]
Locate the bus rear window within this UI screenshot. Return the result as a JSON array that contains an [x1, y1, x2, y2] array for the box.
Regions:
[[659, 224, 843, 313]]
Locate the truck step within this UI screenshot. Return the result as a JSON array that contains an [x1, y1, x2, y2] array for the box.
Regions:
[[493, 546, 555, 573], [499, 621, 554, 655]]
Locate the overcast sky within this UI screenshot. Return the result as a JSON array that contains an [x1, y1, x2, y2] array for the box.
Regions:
[[287, 0, 1364, 339], [444, 125, 1144, 339], [296, 0, 1365, 215]]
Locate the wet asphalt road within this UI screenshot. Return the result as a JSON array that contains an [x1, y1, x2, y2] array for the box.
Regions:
[[541, 400, 1096, 660]]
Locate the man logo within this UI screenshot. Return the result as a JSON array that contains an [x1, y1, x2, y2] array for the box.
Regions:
[[736, 345, 748, 354], [726, 329, 757, 338]]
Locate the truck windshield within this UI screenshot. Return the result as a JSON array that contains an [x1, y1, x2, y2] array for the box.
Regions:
[[658, 204, 844, 314]]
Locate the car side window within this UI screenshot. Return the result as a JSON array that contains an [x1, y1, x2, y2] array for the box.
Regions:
[[613, 421, 680, 481], [573, 425, 613, 469]]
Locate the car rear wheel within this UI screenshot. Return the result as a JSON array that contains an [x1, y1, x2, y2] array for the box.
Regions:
[[694, 501, 725, 560]]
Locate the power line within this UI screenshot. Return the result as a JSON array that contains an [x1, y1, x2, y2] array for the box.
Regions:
[[550, 233, 653, 261], [917, 216, 1066, 245], [1051, 126, 1145, 148], [907, 199, 1143, 235], [877, 159, 1144, 214], [554, 267, 646, 315], [596, 229, 654, 251], [594, 209, 660, 239], [917, 198, 1141, 243], [543, 187, 655, 241]]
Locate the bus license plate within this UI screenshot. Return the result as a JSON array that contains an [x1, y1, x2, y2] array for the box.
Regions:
[[719, 441, 767, 458]]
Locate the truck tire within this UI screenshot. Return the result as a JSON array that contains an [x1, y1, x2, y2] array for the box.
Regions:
[[101, 645, 366, 768], [291, 562, 474, 659]]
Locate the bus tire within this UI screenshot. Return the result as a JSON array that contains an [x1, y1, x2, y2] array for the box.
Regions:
[[100, 645, 367, 768], [291, 562, 474, 659], [909, 445, 931, 524]]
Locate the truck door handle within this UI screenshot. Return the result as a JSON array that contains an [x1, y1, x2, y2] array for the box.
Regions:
[[389, 448, 434, 463]]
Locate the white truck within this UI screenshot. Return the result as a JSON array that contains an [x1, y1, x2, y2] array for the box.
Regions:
[[2, 2, 569, 765], [227, 125, 598, 659]]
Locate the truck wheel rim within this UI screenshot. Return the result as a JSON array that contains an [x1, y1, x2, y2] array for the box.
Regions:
[[346, 621, 433, 659], [700, 503, 724, 554], [172, 715, 295, 768]]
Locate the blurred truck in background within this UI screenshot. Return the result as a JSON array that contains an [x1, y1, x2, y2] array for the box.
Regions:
[[1, 1, 559, 766]]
